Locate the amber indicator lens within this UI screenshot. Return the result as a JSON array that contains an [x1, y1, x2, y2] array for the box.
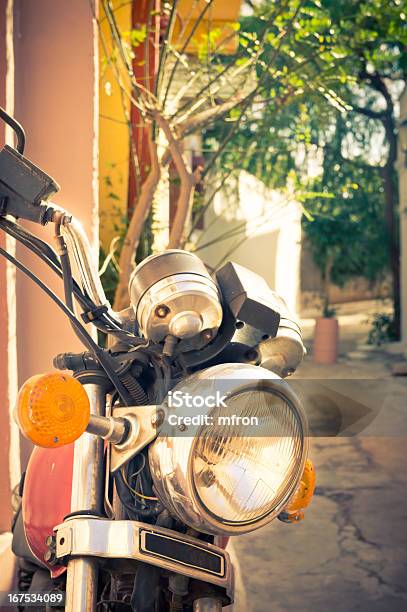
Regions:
[[15, 371, 90, 447]]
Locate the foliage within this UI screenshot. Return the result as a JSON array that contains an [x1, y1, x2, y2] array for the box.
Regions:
[[367, 312, 398, 346], [302, 116, 389, 287], [98, 0, 354, 308], [323, 305, 337, 319], [203, 0, 406, 319], [97, 0, 406, 317]]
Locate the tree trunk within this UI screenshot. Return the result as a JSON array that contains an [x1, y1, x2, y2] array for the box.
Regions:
[[382, 114, 400, 339], [355, 70, 401, 339], [153, 113, 198, 249]]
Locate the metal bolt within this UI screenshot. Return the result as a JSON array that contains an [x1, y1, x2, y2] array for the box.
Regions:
[[179, 423, 187, 432], [43, 550, 53, 563], [201, 329, 213, 342], [155, 304, 169, 318], [45, 535, 55, 548], [151, 409, 165, 428]]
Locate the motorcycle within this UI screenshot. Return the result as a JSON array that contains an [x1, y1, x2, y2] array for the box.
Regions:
[[0, 107, 315, 612]]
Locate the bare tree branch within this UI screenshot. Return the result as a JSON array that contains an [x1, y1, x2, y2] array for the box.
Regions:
[[162, 0, 216, 108], [102, 0, 157, 107], [171, 0, 291, 121], [351, 105, 388, 120], [179, 95, 243, 132], [113, 127, 160, 310], [153, 112, 200, 249]]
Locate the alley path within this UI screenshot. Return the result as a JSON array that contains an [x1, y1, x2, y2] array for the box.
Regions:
[[231, 313, 407, 611]]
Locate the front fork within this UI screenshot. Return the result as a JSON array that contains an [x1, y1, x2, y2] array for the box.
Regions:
[[64, 384, 226, 612], [193, 599, 223, 611], [65, 383, 106, 611]]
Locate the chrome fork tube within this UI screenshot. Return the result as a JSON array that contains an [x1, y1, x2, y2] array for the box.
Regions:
[[193, 598, 223, 612], [65, 384, 106, 612]]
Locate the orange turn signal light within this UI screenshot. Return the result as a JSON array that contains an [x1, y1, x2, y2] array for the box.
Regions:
[[15, 372, 90, 448], [279, 459, 316, 523]]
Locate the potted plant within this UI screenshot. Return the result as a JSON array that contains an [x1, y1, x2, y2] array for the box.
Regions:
[[312, 257, 339, 364]]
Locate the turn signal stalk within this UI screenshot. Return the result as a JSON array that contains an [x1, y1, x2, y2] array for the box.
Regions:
[[86, 414, 129, 444]]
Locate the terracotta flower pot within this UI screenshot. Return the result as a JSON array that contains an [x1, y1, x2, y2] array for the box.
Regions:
[[313, 317, 339, 364]]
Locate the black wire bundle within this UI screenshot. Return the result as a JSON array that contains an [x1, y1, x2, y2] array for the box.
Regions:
[[0, 217, 141, 404], [114, 453, 162, 521], [0, 217, 141, 341]]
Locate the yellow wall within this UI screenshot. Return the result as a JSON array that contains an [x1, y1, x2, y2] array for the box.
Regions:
[[98, 0, 242, 252], [99, 0, 131, 252], [172, 0, 242, 55]]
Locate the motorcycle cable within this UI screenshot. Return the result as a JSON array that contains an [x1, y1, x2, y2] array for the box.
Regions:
[[114, 468, 162, 520], [56, 226, 149, 407], [0, 245, 134, 406], [0, 218, 138, 340], [0, 217, 98, 311], [55, 219, 75, 309]]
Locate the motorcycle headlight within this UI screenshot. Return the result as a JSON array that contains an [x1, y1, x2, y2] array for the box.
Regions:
[[149, 364, 308, 535]]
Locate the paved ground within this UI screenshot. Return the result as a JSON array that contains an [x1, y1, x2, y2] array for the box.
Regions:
[[231, 311, 407, 611]]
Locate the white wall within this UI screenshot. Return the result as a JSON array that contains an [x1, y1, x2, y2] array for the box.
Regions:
[[195, 171, 302, 314]]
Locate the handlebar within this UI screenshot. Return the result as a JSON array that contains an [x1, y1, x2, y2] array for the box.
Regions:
[[0, 106, 25, 153]]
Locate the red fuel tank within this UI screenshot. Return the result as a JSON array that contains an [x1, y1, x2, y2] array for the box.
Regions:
[[23, 444, 74, 577]]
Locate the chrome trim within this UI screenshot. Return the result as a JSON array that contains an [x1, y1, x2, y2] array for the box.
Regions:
[[129, 250, 223, 349], [62, 218, 108, 308], [54, 518, 234, 601], [86, 414, 128, 444], [193, 598, 223, 612], [110, 405, 162, 472], [135, 274, 222, 344], [148, 363, 308, 536], [65, 384, 106, 612]]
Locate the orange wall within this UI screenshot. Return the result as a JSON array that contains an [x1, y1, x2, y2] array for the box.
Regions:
[[12, 0, 99, 467]]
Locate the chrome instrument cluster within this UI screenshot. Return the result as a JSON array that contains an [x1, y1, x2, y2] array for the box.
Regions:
[[129, 250, 223, 352]]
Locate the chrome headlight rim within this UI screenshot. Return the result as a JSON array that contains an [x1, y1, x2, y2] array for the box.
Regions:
[[186, 380, 308, 534], [149, 363, 309, 536]]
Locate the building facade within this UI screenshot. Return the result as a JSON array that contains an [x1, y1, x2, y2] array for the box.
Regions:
[[0, 0, 99, 532]]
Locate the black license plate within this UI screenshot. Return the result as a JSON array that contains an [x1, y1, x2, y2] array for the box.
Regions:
[[139, 529, 225, 577]]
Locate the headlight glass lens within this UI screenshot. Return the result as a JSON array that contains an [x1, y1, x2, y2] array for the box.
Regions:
[[191, 388, 304, 525]]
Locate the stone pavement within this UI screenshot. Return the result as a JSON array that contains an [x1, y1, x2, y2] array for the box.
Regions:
[[231, 313, 407, 611]]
